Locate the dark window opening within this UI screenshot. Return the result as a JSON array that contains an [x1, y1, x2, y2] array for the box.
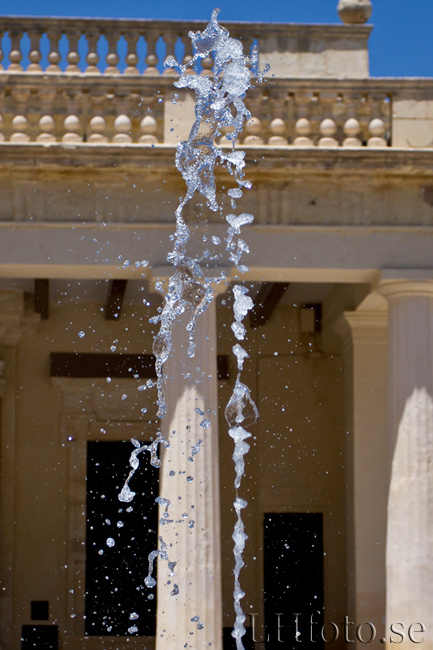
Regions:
[[30, 601, 49, 621], [264, 512, 324, 650], [85, 440, 159, 636], [21, 625, 58, 650]]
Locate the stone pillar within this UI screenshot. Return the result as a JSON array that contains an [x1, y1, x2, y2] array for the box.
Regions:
[[156, 298, 223, 650], [0, 291, 25, 650], [335, 306, 388, 640], [379, 278, 433, 649]]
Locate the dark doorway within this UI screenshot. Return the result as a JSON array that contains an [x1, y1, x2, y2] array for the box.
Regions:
[[85, 440, 159, 636], [264, 512, 324, 650]]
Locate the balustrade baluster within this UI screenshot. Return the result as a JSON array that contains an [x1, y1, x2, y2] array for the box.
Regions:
[[163, 31, 177, 75], [66, 31, 81, 73], [244, 97, 264, 144], [10, 91, 30, 142], [105, 32, 120, 75], [219, 124, 235, 145], [89, 115, 107, 142], [293, 92, 314, 146], [27, 29, 43, 72], [342, 92, 363, 147], [144, 32, 159, 75], [113, 97, 132, 143], [181, 34, 194, 73], [124, 33, 139, 74], [46, 29, 62, 72], [88, 94, 108, 142], [138, 97, 158, 144], [269, 95, 288, 146], [37, 90, 56, 142], [85, 30, 100, 74], [367, 94, 388, 147], [62, 94, 82, 142], [318, 92, 339, 147], [8, 31, 23, 72], [200, 55, 213, 76]]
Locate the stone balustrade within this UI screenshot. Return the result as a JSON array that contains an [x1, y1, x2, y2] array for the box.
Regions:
[[0, 78, 402, 148], [0, 17, 432, 148], [0, 77, 166, 144], [0, 16, 260, 76], [238, 87, 391, 148]]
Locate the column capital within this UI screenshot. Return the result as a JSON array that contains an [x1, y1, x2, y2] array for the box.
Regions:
[[378, 270, 433, 299]]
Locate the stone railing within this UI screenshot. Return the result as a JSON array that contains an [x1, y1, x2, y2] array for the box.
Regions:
[[236, 85, 391, 148], [0, 16, 261, 75], [0, 77, 397, 147], [0, 17, 432, 149], [0, 16, 371, 77]]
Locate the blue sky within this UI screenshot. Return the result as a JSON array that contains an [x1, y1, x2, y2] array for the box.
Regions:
[[3, 0, 432, 77]]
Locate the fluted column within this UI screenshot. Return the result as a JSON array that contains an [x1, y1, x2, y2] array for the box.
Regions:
[[379, 278, 433, 649], [156, 298, 223, 650]]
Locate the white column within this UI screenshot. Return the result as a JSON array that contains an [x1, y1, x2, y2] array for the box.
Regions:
[[156, 298, 223, 650], [335, 307, 388, 638], [379, 279, 433, 649]]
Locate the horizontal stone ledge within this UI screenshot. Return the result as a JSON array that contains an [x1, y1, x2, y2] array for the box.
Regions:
[[0, 15, 373, 36], [2, 72, 432, 94], [0, 143, 432, 173], [0, 223, 432, 283]]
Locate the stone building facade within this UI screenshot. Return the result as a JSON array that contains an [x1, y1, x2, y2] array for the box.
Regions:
[[0, 2, 432, 649]]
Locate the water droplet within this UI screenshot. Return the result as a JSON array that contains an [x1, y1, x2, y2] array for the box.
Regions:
[[145, 576, 156, 588], [106, 538, 115, 547], [78, 331, 85, 338]]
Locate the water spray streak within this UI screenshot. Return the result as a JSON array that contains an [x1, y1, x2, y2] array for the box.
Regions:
[[152, 8, 266, 419], [119, 9, 266, 648]]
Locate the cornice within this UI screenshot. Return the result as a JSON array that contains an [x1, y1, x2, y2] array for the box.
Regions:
[[0, 143, 433, 175], [1, 73, 431, 93], [0, 16, 373, 38]]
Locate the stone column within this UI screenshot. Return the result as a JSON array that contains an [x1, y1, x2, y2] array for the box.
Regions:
[[0, 291, 25, 650], [379, 278, 433, 649], [335, 306, 388, 640], [156, 297, 223, 650]]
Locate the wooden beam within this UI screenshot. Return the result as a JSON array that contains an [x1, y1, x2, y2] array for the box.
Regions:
[[50, 353, 229, 381], [217, 355, 229, 380], [34, 279, 49, 320], [105, 279, 127, 320], [50, 353, 156, 379], [249, 282, 289, 328]]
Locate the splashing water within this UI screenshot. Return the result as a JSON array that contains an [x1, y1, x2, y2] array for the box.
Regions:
[[118, 9, 265, 647], [152, 7, 266, 419]]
